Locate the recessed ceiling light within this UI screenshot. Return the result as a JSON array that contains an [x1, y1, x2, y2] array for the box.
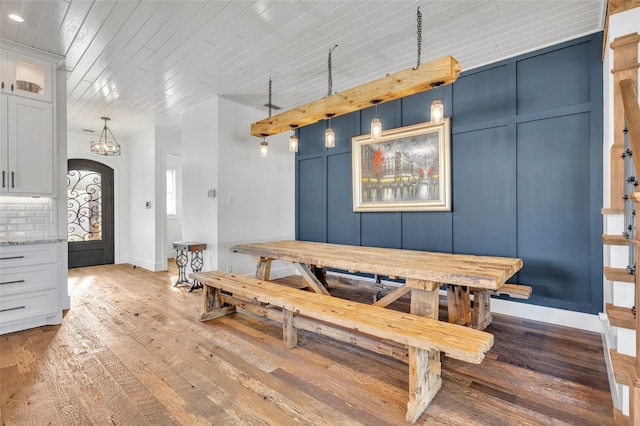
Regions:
[[8, 14, 25, 23]]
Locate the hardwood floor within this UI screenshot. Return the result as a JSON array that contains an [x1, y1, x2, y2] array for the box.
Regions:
[[1, 264, 613, 425]]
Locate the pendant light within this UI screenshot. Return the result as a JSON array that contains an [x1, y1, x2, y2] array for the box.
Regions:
[[370, 100, 382, 139], [430, 99, 444, 124], [325, 114, 335, 148], [289, 125, 299, 153], [90, 117, 121, 156], [324, 45, 338, 149], [430, 82, 444, 124], [260, 79, 274, 158], [260, 136, 269, 157]]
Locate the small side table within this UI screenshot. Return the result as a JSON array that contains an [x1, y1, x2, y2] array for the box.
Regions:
[[173, 241, 207, 292]]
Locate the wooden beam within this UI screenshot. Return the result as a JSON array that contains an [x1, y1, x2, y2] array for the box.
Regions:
[[294, 263, 331, 296], [372, 285, 411, 308], [250, 56, 461, 137], [255, 257, 272, 280], [447, 285, 471, 327], [226, 297, 410, 363], [406, 347, 441, 423], [282, 308, 297, 349]]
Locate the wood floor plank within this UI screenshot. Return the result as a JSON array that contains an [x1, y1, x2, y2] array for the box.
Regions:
[[0, 364, 30, 426], [0, 264, 613, 425], [216, 315, 410, 422]]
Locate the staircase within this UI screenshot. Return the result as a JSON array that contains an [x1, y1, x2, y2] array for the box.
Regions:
[[603, 35, 640, 423]]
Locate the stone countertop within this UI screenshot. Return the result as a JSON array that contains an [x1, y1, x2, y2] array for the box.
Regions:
[[0, 237, 66, 246]]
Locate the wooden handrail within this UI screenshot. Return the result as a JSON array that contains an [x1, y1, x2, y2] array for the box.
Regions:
[[621, 79, 640, 178]]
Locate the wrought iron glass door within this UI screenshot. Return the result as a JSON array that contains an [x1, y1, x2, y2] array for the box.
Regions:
[[67, 159, 114, 268]]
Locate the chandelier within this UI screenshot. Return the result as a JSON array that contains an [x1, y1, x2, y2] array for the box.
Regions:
[[90, 117, 121, 156]]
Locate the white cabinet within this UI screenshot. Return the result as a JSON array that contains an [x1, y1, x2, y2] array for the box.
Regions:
[[0, 49, 54, 102], [0, 243, 62, 335], [0, 94, 54, 195]]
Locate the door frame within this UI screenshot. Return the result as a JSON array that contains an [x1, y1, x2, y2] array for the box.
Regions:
[[67, 158, 114, 267], [67, 155, 122, 264]]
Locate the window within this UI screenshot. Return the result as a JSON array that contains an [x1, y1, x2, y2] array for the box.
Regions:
[[167, 169, 178, 216]]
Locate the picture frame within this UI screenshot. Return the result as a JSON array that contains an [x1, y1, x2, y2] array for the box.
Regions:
[[352, 118, 451, 212]]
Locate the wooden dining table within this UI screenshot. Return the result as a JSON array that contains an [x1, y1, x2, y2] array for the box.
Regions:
[[230, 240, 523, 330]]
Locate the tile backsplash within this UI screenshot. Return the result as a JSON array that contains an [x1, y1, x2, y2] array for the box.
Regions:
[[0, 196, 56, 240]]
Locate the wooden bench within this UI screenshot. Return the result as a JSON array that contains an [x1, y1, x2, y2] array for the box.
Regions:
[[488, 283, 532, 299], [193, 270, 494, 423]]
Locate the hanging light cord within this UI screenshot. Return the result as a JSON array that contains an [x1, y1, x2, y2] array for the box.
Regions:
[[268, 78, 272, 118], [416, 7, 422, 69], [327, 44, 338, 97]]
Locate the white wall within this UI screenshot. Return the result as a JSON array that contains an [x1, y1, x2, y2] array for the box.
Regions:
[[182, 98, 219, 271], [180, 96, 295, 276], [217, 97, 295, 278], [67, 132, 130, 265], [127, 128, 159, 271]]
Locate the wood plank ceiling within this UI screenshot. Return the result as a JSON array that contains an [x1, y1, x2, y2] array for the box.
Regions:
[[0, 0, 606, 139]]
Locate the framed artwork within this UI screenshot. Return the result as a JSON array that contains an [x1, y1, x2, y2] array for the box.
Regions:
[[352, 118, 451, 212]]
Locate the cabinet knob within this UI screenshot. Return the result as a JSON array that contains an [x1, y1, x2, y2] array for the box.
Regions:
[[11, 171, 14, 188], [1, 171, 4, 188]]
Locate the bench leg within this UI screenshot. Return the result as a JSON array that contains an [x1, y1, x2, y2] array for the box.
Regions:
[[406, 346, 442, 423], [255, 257, 272, 280], [471, 289, 492, 330], [282, 308, 297, 349], [200, 286, 235, 321], [447, 285, 472, 327]]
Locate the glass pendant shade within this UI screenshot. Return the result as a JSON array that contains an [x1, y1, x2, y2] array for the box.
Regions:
[[371, 118, 382, 139], [431, 99, 444, 124], [90, 117, 121, 156], [325, 128, 335, 148], [289, 133, 298, 153], [260, 139, 269, 157]]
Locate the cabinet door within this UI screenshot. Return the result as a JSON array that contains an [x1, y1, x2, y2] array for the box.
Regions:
[[3, 51, 53, 102], [0, 51, 8, 93], [7, 96, 53, 195], [0, 94, 7, 192]]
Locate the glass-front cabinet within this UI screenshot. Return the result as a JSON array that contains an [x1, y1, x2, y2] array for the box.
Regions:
[[0, 49, 53, 102]]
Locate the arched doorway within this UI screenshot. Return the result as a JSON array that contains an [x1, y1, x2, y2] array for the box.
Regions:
[[67, 159, 114, 268]]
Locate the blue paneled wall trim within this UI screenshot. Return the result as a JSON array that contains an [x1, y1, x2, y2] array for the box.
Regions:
[[295, 33, 603, 314]]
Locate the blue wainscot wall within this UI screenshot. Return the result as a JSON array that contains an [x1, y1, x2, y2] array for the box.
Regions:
[[295, 33, 603, 315]]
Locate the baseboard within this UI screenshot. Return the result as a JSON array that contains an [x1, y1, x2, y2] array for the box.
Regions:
[[0, 311, 62, 335], [490, 298, 602, 332], [126, 257, 164, 272], [601, 315, 622, 409]]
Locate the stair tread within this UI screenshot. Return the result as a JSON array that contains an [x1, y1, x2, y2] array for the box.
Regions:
[[602, 234, 629, 246], [610, 349, 636, 386], [606, 303, 637, 330], [603, 267, 635, 283]]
